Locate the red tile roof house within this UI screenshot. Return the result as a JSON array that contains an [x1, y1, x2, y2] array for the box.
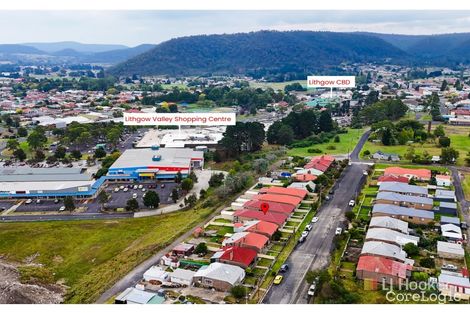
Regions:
[[242, 199, 296, 216], [211, 246, 257, 269], [356, 255, 412, 286], [377, 175, 410, 185], [233, 220, 279, 238], [292, 173, 317, 182], [304, 155, 335, 173], [233, 209, 288, 226], [384, 167, 431, 181], [258, 186, 308, 199], [222, 232, 269, 253], [253, 193, 302, 207]]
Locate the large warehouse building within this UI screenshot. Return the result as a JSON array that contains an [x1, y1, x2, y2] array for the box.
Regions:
[[106, 147, 204, 181], [0, 147, 204, 199], [0, 167, 97, 199]]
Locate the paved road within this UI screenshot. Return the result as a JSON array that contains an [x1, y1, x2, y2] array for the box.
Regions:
[[350, 130, 370, 161], [262, 163, 368, 304], [262, 128, 371, 304]]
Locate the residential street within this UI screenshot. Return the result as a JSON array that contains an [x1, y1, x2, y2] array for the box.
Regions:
[[262, 162, 368, 304]]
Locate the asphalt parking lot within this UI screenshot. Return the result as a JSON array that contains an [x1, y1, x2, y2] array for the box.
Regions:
[[87, 182, 178, 212], [3, 180, 178, 214], [15, 199, 89, 212]]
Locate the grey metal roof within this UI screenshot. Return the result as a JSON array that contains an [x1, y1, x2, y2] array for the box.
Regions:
[[435, 189, 456, 199], [379, 182, 428, 196], [366, 228, 419, 246], [440, 202, 457, 209], [440, 216, 460, 225], [437, 241, 465, 257], [376, 192, 433, 205], [0, 167, 91, 182], [373, 203, 435, 219], [194, 262, 245, 285], [439, 273, 470, 288], [361, 241, 407, 262], [109, 148, 203, 169], [369, 216, 409, 234]]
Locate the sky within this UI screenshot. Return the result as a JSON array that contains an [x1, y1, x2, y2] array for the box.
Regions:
[[2, 11, 470, 46]]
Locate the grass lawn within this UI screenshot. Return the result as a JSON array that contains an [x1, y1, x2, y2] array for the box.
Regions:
[[288, 128, 366, 157], [161, 83, 187, 90], [374, 163, 449, 173], [462, 173, 470, 201], [362, 125, 470, 166], [0, 207, 214, 303], [249, 80, 306, 91]]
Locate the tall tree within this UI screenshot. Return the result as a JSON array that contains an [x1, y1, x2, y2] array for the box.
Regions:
[[143, 191, 160, 208], [319, 110, 335, 132], [64, 196, 75, 212]]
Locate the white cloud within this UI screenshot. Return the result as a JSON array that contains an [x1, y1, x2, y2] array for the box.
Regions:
[[0, 11, 470, 45]]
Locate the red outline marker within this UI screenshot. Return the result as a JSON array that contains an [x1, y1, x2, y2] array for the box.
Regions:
[[260, 202, 269, 215]]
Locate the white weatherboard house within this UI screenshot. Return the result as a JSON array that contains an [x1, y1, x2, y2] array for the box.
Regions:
[[439, 273, 470, 300], [360, 241, 408, 263], [437, 241, 465, 259], [440, 223, 463, 241], [168, 268, 196, 286], [143, 266, 169, 283], [365, 228, 419, 246], [193, 262, 245, 291], [369, 216, 409, 234]]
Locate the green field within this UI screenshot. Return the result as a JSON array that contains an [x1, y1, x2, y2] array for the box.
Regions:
[[288, 128, 366, 157], [374, 163, 449, 172], [249, 80, 306, 91], [361, 125, 470, 166], [0, 207, 214, 303], [462, 173, 470, 201]]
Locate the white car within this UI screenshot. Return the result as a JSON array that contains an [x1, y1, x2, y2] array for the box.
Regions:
[[123, 188, 129, 192], [349, 200, 355, 207], [138, 185, 143, 189], [25, 199, 32, 204], [311, 217, 319, 223], [114, 187, 119, 192], [133, 185, 138, 190], [59, 206, 66, 211], [307, 283, 317, 296], [119, 185, 125, 190], [305, 224, 313, 231], [132, 193, 138, 199], [335, 227, 343, 235], [142, 188, 146, 192], [301, 231, 309, 237], [36, 199, 41, 204]]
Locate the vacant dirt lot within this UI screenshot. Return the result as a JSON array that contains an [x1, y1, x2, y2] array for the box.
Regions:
[[0, 259, 65, 304]]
